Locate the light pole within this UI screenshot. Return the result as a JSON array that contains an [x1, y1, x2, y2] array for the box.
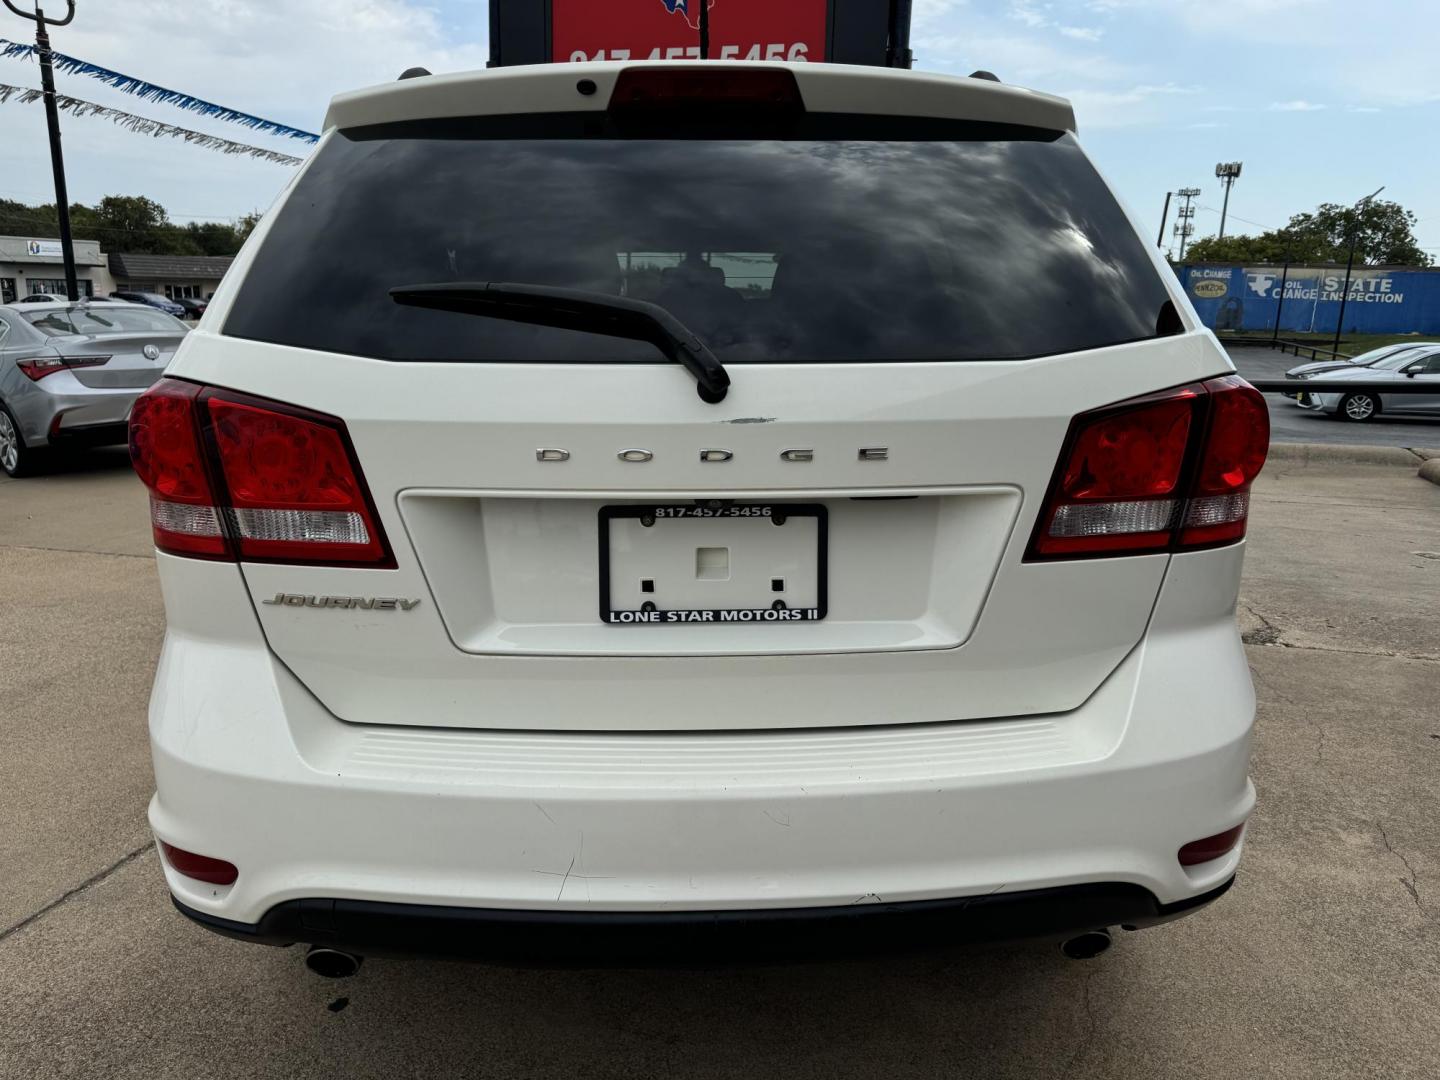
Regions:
[[1331, 185, 1384, 357], [1271, 232, 1292, 345], [1215, 162, 1242, 240], [2, 0, 78, 301], [1174, 187, 1200, 261]]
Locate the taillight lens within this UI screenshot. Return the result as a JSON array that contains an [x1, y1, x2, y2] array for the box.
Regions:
[[128, 379, 229, 558], [1179, 376, 1269, 547], [1028, 376, 1268, 560], [207, 396, 389, 564], [17, 354, 110, 381], [128, 378, 392, 566]]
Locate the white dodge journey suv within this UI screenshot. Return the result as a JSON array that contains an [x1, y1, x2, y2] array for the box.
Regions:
[[130, 61, 1267, 972]]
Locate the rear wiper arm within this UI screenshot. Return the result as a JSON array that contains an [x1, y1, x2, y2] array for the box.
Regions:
[[389, 282, 730, 403]]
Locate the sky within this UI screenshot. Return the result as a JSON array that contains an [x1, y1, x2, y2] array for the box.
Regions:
[[0, 0, 1435, 260]]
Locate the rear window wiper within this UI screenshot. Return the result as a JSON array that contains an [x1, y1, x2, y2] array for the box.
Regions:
[[389, 282, 730, 403]]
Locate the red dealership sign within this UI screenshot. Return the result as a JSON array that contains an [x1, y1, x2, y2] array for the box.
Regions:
[[551, 0, 830, 63]]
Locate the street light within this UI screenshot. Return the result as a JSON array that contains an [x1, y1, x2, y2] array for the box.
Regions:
[[1, 0, 79, 301], [1214, 162, 1242, 240], [1331, 185, 1385, 357]]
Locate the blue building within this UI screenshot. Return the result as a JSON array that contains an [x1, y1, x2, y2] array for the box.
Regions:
[[1177, 263, 1440, 336]]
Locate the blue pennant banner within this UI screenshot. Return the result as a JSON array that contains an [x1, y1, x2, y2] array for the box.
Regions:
[[0, 83, 306, 165], [0, 39, 319, 143]]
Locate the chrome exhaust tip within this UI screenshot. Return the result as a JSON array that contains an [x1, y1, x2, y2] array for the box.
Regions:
[[1060, 929, 1113, 960], [304, 945, 363, 978]]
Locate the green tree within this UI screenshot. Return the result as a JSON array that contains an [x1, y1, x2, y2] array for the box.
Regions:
[[1184, 198, 1430, 266], [0, 195, 251, 257], [183, 220, 245, 256], [234, 211, 263, 246], [92, 195, 174, 253]]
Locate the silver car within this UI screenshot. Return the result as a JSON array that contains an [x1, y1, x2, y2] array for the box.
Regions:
[[1296, 345, 1440, 422], [1284, 341, 1440, 383], [0, 301, 188, 476]]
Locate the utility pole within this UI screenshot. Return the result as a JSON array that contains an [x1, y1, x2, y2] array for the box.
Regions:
[[1174, 187, 1200, 261], [1271, 233, 1292, 345], [697, 0, 709, 59], [1157, 191, 1173, 250], [2, 1, 79, 301], [1331, 185, 1385, 357], [1215, 162, 1242, 240]]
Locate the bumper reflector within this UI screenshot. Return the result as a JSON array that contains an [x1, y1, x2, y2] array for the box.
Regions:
[[159, 841, 238, 885], [1178, 824, 1245, 867]]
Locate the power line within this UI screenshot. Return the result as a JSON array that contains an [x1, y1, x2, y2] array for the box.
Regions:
[[1197, 205, 1275, 231]]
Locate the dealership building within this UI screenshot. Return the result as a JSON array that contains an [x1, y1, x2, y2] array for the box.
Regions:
[[0, 235, 111, 302], [0, 235, 233, 304]]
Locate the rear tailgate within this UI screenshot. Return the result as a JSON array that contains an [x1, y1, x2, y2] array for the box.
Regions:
[[173, 60, 1224, 732], [176, 330, 1230, 731]]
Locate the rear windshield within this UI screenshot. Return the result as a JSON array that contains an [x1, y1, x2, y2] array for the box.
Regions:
[[225, 114, 1174, 364], [25, 307, 187, 336]]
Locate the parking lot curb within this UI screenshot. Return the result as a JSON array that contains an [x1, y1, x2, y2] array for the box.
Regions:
[[1265, 442, 1423, 468], [1412, 447, 1440, 461], [1418, 458, 1440, 486]]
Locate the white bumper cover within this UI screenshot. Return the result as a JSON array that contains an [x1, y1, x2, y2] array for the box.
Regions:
[[149, 549, 1254, 925]]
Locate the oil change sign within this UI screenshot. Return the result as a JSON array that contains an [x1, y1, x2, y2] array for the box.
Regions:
[[552, 0, 828, 63]]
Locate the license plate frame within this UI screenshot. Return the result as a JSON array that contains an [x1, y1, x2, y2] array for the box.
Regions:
[[598, 503, 828, 626]]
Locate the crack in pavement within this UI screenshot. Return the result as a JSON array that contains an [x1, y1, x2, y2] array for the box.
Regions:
[[0, 543, 154, 561], [1251, 640, 1440, 664], [1242, 603, 1439, 663], [1063, 965, 1101, 1078], [1250, 661, 1327, 767], [1377, 822, 1433, 922], [1241, 603, 1284, 646], [0, 843, 153, 946]]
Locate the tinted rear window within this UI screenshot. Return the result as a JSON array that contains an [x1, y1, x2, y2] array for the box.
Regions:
[[25, 307, 187, 336], [225, 114, 1174, 364]]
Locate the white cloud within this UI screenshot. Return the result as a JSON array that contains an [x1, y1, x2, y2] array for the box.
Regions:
[[1061, 83, 1198, 128], [1008, 1, 1049, 29], [1269, 100, 1327, 111], [1059, 26, 1104, 41]]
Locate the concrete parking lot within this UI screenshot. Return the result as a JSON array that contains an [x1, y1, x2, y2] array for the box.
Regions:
[[2, 432, 1438, 1078]]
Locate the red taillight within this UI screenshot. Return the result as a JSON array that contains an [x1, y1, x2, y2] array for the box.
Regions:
[[1178, 376, 1269, 547], [128, 378, 392, 566], [128, 379, 229, 558], [1028, 377, 1268, 560], [17, 354, 110, 381], [1178, 823, 1245, 867], [160, 841, 238, 885], [609, 67, 803, 111]]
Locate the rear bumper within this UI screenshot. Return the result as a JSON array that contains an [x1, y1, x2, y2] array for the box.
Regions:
[[173, 877, 1235, 963], [10, 374, 144, 446], [149, 547, 1256, 933]]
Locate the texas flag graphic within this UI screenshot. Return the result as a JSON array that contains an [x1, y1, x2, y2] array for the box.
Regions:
[[661, 0, 715, 31]]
